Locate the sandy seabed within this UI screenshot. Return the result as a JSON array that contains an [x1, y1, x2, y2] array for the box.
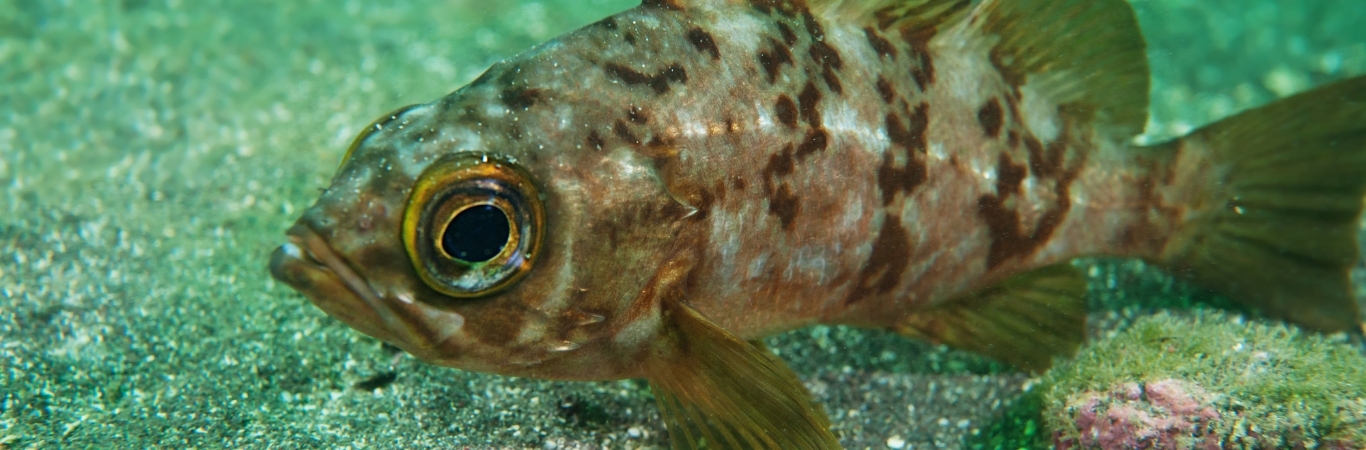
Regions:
[[2, 0, 1364, 448]]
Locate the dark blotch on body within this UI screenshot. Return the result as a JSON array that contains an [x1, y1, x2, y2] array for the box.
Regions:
[[498, 87, 541, 111], [769, 185, 800, 229], [777, 21, 798, 46], [613, 119, 641, 145], [595, 17, 618, 30], [794, 129, 827, 160], [603, 62, 688, 95], [758, 37, 794, 83], [797, 81, 822, 126], [877, 103, 931, 204], [775, 95, 798, 128], [628, 106, 650, 124], [875, 76, 896, 104], [995, 153, 1025, 196], [587, 131, 606, 151], [844, 216, 911, 305], [977, 98, 1003, 138], [904, 29, 937, 91], [864, 27, 896, 59], [886, 103, 929, 152], [686, 28, 721, 60], [624, 31, 637, 45]]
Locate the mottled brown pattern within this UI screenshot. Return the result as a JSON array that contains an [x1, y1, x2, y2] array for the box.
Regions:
[[586, 130, 605, 151], [627, 106, 650, 124], [613, 119, 640, 145], [794, 128, 828, 160], [498, 87, 541, 111], [797, 81, 822, 126], [776, 21, 798, 46], [875, 76, 896, 104], [602, 62, 688, 94], [844, 217, 912, 305], [864, 27, 897, 60], [775, 95, 798, 128], [977, 98, 1003, 138], [978, 123, 1085, 268], [769, 185, 800, 229], [758, 37, 795, 83], [686, 28, 721, 60]]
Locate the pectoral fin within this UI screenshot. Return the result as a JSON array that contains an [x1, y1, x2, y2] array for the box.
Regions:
[[643, 301, 840, 450], [896, 263, 1088, 372]]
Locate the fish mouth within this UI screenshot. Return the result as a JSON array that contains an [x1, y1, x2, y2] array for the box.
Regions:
[[269, 223, 468, 356], [269, 223, 405, 344]]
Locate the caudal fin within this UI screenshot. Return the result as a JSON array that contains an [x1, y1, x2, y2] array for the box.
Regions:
[[1157, 76, 1366, 332]]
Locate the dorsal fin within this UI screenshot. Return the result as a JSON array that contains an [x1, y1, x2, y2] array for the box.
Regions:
[[970, 0, 1150, 138], [808, 0, 1149, 138]]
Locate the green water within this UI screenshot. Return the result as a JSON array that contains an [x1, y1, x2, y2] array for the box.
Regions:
[[2, 0, 1364, 448]]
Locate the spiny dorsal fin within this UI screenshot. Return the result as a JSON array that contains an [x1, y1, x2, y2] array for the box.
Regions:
[[644, 301, 840, 449], [896, 263, 1088, 373], [969, 0, 1150, 138]]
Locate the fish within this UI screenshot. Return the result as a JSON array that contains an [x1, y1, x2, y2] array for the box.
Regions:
[[268, 0, 1366, 447]]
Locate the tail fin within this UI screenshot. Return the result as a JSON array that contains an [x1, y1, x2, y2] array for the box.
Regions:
[[1157, 76, 1366, 332]]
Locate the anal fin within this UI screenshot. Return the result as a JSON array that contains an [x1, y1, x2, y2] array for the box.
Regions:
[[895, 263, 1087, 373], [644, 301, 840, 449]]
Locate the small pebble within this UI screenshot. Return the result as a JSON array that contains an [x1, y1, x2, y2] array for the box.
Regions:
[[886, 435, 906, 449]]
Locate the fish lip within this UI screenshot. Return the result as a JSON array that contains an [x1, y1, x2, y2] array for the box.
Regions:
[[279, 223, 384, 309]]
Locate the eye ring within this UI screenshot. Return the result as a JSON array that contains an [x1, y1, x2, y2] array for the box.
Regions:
[[403, 152, 545, 298]]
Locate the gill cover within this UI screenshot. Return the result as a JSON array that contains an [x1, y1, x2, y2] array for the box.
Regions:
[[403, 153, 546, 298]]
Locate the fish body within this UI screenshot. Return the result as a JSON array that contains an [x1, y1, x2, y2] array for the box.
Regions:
[[270, 0, 1366, 446]]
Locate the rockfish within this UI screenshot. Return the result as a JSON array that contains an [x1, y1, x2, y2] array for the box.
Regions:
[[269, 0, 1366, 447]]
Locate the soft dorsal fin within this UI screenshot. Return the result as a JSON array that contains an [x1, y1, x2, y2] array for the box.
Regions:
[[810, 0, 1149, 138], [969, 0, 1151, 138]]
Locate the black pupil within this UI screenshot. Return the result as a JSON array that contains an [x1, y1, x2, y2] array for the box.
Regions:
[[441, 204, 510, 262]]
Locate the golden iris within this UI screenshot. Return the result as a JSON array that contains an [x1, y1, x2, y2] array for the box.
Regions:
[[403, 152, 545, 298]]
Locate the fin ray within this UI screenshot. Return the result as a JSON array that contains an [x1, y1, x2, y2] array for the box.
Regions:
[[896, 264, 1088, 372], [644, 301, 841, 449], [1158, 76, 1366, 331]]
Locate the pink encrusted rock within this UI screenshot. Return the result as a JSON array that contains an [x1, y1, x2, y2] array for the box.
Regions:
[[1055, 379, 1221, 450]]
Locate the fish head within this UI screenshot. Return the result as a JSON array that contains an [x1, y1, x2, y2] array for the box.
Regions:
[[268, 32, 700, 380]]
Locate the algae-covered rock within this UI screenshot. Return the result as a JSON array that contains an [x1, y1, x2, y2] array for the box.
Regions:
[[1041, 311, 1366, 449]]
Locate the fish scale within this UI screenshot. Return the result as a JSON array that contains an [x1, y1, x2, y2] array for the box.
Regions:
[[270, 0, 1366, 447]]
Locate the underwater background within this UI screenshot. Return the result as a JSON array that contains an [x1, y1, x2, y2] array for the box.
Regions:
[[2, 0, 1365, 448]]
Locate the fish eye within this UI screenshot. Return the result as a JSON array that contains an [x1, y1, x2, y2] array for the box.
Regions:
[[440, 204, 510, 263], [403, 153, 545, 298]]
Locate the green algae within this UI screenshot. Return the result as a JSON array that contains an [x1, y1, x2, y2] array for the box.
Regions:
[[1015, 311, 1365, 448]]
